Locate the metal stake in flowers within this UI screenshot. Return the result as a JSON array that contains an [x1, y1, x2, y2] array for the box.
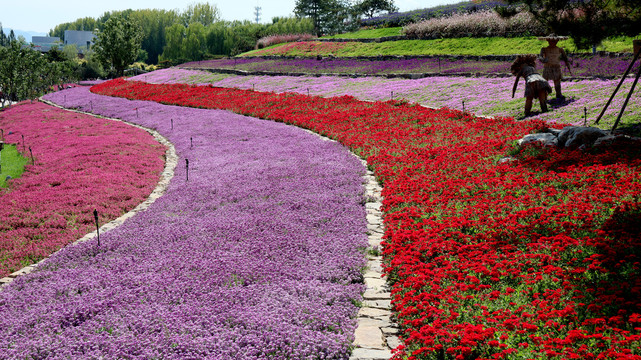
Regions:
[[22, 134, 25, 152], [190, 137, 193, 149], [171, 119, 174, 130], [29, 146, 34, 164], [185, 159, 189, 182], [93, 209, 100, 247]]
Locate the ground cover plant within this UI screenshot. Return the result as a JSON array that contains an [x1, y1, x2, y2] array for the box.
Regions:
[[134, 68, 641, 130], [0, 102, 165, 277], [0, 143, 27, 188], [0, 87, 368, 358], [241, 37, 635, 58], [256, 34, 316, 49], [90, 78, 641, 358], [359, 0, 504, 28], [179, 55, 639, 78]]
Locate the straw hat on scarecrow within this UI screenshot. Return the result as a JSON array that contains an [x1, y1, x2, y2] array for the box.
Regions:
[[538, 34, 569, 42]]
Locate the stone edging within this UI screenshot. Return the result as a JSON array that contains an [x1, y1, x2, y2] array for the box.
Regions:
[[350, 158, 399, 360], [0, 99, 178, 289], [293, 127, 399, 360]]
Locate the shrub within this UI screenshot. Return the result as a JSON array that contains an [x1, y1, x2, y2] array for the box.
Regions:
[[256, 33, 316, 49], [403, 9, 545, 38], [360, 0, 504, 28]]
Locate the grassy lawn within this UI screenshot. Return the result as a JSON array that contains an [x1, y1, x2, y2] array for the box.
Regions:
[[0, 143, 27, 188], [321, 27, 404, 39], [242, 36, 638, 57]]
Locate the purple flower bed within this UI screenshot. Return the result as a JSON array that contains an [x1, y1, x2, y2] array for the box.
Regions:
[[180, 57, 509, 75], [133, 68, 641, 128], [179, 55, 639, 78], [0, 87, 368, 359]]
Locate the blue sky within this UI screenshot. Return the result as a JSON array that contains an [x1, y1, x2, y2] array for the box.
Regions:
[[1, 0, 450, 34]]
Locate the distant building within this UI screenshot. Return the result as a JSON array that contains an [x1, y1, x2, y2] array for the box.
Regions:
[[31, 36, 61, 52], [63, 30, 95, 51]]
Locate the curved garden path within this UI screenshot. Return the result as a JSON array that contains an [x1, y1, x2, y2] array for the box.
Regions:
[[0, 87, 389, 359]]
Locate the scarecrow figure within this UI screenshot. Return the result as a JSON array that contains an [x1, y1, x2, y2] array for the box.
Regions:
[[539, 34, 572, 99], [511, 54, 552, 116]]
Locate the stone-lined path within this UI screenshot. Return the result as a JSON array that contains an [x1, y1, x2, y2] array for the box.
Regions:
[[350, 164, 400, 360]]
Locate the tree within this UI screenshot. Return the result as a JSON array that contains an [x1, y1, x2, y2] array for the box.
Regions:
[[356, 0, 398, 18], [500, 0, 641, 49], [93, 15, 143, 76], [294, 0, 355, 36], [0, 24, 6, 47], [182, 2, 220, 26]]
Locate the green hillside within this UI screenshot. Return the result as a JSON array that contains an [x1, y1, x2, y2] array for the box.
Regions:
[[241, 36, 636, 57]]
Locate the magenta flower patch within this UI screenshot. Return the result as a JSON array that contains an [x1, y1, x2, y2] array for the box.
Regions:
[[0, 102, 165, 277]]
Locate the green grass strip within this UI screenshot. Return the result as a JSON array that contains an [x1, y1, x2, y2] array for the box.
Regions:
[[242, 36, 637, 57], [321, 27, 404, 39], [0, 144, 28, 188]]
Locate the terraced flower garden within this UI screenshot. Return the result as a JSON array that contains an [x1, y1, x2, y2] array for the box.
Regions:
[[79, 77, 640, 358], [134, 67, 641, 128], [1, 22, 640, 359], [180, 55, 640, 79], [1, 87, 368, 358]]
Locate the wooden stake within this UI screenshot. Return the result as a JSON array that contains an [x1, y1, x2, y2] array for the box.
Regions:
[[595, 49, 641, 124], [611, 62, 641, 132], [93, 209, 100, 247]]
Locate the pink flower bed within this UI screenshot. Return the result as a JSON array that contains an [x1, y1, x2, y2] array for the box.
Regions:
[[0, 102, 166, 277]]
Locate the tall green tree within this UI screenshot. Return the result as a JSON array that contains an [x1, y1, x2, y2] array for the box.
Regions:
[[93, 15, 143, 76], [501, 0, 641, 49], [182, 2, 220, 26], [355, 0, 398, 18], [294, 0, 355, 36]]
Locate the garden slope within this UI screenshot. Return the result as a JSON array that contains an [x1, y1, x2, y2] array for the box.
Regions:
[[0, 87, 368, 359], [90, 78, 641, 359]]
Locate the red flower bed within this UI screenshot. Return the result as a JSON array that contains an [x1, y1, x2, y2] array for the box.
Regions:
[[0, 102, 166, 277], [92, 79, 641, 359]]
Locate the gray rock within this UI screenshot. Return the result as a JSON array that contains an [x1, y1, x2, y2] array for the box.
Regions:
[[557, 126, 608, 148], [517, 132, 558, 147], [349, 348, 393, 360], [498, 156, 517, 164]]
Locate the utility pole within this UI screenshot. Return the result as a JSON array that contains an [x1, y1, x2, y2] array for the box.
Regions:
[[254, 5, 262, 24]]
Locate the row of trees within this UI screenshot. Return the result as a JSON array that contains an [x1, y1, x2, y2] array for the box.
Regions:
[[48, 3, 317, 65], [0, 39, 78, 107], [48, 1, 399, 65]]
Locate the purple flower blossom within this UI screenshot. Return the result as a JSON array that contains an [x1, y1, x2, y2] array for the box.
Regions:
[[0, 87, 368, 359]]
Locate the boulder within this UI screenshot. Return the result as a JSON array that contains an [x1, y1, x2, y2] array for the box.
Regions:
[[557, 126, 608, 148], [517, 132, 558, 147]]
